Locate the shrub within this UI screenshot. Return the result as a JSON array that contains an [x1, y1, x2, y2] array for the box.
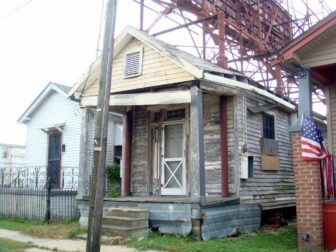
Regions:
[[106, 163, 120, 183]]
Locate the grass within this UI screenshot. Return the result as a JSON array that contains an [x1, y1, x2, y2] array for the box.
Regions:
[[0, 237, 34, 252], [107, 182, 121, 198], [129, 224, 310, 252], [0, 217, 87, 240]]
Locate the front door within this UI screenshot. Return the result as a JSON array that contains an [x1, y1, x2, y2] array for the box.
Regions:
[[47, 132, 61, 188], [161, 122, 186, 195]]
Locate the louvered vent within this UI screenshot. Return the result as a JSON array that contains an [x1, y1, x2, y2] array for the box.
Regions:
[[124, 51, 141, 77]]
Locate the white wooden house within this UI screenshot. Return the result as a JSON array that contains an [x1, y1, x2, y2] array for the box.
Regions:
[[17, 82, 123, 189]]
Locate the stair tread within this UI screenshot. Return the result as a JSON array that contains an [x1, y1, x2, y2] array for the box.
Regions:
[[106, 207, 148, 213], [102, 224, 148, 231], [103, 216, 147, 221]]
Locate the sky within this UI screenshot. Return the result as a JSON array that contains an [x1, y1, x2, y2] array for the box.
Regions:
[[0, 0, 141, 145], [0, 0, 335, 145]]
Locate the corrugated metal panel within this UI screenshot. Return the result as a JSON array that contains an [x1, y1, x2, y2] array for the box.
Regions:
[[201, 203, 261, 241], [102, 200, 192, 236]]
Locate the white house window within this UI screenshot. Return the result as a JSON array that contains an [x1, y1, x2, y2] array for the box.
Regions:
[[123, 48, 143, 78]]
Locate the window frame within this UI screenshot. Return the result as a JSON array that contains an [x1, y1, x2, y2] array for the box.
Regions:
[[262, 112, 275, 139]]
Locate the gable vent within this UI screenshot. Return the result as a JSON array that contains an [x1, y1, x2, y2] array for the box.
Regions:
[[124, 51, 142, 77]]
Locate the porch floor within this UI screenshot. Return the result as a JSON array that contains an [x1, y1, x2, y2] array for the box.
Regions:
[[104, 196, 239, 206]]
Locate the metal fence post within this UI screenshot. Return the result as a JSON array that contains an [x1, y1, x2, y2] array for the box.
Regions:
[[45, 176, 51, 223]]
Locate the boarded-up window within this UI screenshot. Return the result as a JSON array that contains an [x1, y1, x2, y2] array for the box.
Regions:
[[263, 113, 275, 139], [124, 50, 142, 77]]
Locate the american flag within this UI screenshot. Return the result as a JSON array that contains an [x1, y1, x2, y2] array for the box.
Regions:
[[301, 115, 334, 199]]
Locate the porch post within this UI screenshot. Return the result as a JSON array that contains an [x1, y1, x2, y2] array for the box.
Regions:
[[298, 68, 312, 121], [190, 86, 205, 240], [123, 110, 132, 196], [290, 68, 324, 250], [190, 86, 205, 200], [77, 108, 92, 199]]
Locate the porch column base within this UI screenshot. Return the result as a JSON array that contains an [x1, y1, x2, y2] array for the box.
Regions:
[[190, 196, 206, 203], [291, 132, 324, 250], [190, 203, 203, 240]]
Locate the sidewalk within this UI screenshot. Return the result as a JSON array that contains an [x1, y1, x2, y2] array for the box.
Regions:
[[0, 228, 154, 252]]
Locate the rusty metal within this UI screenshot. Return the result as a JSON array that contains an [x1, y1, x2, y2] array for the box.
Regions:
[[136, 0, 333, 103]]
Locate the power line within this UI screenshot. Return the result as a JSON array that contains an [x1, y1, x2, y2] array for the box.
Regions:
[[96, 0, 106, 58], [0, 0, 34, 23]]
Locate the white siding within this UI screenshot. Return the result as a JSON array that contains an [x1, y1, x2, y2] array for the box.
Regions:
[[25, 91, 81, 167]]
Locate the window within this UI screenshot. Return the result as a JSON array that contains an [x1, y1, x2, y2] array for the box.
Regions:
[[263, 113, 275, 139], [167, 109, 185, 120], [248, 156, 253, 178], [123, 49, 143, 78], [153, 112, 161, 122]]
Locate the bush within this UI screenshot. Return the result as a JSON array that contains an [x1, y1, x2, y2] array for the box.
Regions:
[[106, 163, 120, 183]]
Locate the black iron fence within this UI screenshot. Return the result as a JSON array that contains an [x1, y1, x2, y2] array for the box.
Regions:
[[0, 166, 79, 221]]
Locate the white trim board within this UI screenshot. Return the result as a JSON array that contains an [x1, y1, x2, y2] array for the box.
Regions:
[[81, 90, 191, 107]]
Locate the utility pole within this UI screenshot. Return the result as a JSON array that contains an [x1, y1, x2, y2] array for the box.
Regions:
[[86, 0, 117, 251]]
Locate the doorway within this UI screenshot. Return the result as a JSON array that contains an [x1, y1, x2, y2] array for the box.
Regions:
[[47, 132, 62, 188], [161, 121, 186, 195]]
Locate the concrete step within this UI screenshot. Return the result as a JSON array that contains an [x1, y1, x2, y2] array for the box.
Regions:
[[105, 207, 148, 219], [102, 224, 148, 238], [102, 216, 148, 228]]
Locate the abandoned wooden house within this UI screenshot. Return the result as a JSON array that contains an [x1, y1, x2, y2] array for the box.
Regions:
[[70, 26, 299, 239]]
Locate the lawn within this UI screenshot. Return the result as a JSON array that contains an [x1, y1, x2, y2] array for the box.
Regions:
[[0, 217, 87, 239], [129, 224, 311, 252], [0, 237, 33, 252]]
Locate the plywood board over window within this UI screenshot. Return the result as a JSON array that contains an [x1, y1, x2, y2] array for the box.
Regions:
[[261, 155, 279, 170]]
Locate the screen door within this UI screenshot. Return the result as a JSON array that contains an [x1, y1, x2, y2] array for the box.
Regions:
[[161, 122, 186, 195]]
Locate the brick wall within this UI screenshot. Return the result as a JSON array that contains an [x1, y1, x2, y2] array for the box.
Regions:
[[291, 132, 324, 250]]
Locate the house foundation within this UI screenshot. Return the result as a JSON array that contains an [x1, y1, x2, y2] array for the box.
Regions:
[[77, 196, 261, 240]]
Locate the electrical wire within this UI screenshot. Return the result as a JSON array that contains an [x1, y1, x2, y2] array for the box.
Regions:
[[96, 0, 106, 58], [0, 0, 34, 23]]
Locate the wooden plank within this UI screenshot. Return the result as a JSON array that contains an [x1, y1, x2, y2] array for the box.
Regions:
[[261, 155, 280, 171], [261, 138, 279, 155], [82, 39, 195, 97], [82, 90, 191, 107]]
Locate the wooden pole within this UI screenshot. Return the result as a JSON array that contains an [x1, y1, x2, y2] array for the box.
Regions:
[[86, 0, 117, 251]]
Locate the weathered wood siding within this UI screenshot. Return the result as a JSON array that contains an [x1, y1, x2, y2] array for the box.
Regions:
[[203, 94, 221, 196], [227, 96, 239, 195], [83, 38, 194, 96], [203, 94, 236, 197], [239, 95, 295, 210], [131, 106, 150, 196]]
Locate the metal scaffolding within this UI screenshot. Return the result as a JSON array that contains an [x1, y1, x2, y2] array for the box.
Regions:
[[133, 0, 334, 104]]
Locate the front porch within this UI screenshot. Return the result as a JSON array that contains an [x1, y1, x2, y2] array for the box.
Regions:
[[77, 196, 261, 240]]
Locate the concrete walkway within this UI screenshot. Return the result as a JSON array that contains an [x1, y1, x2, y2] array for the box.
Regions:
[[0, 228, 153, 252]]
